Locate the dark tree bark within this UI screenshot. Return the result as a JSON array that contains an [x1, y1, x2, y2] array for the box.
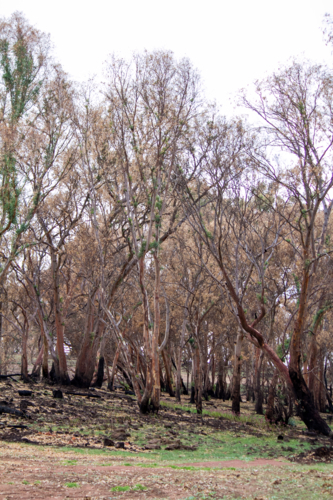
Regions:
[[162, 350, 175, 397], [231, 330, 243, 414], [92, 337, 106, 388], [254, 349, 264, 415]]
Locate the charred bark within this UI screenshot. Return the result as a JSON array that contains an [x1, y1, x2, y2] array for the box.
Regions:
[[290, 368, 331, 435], [92, 356, 105, 388], [231, 330, 243, 414]]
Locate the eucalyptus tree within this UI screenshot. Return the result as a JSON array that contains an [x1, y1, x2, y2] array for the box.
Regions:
[[0, 13, 74, 283], [101, 51, 211, 412], [240, 62, 333, 434]]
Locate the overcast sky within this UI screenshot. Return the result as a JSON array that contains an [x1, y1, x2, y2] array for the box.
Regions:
[[1, 0, 333, 115]]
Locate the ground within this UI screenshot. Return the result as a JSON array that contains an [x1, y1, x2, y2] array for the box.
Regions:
[[0, 379, 333, 499]]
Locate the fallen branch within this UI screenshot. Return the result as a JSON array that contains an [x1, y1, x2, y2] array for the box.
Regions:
[[0, 406, 25, 417], [0, 374, 21, 380], [65, 391, 101, 399]]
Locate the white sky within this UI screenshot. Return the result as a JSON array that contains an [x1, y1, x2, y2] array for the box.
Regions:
[[1, 0, 333, 115]]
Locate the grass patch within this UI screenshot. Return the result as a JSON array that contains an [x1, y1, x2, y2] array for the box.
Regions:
[[133, 484, 147, 491], [110, 485, 130, 492], [62, 459, 78, 465], [65, 482, 80, 488]]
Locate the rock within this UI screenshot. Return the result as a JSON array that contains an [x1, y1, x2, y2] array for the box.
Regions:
[[53, 389, 63, 399], [112, 429, 130, 440], [104, 438, 115, 447], [115, 442, 125, 449], [161, 438, 174, 445], [165, 439, 182, 450], [20, 400, 35, 411], [164, 423, 173, 428], [18, 390, 32, 397], [179, 444, 198, 451], [145, 441, 161, 450], [146, 438, 161, 445], [165, 440, 197, 451], [314, 446, 332, 457]]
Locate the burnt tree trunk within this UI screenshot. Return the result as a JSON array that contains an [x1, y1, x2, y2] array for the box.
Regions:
[[254, 349, 264, 415], [265, 369, 279, 424], [162, 349, 175, 397], [231, 330, 243, 414], [92, 337, 106, 388], [289, 256, 331, 435], [108, 346, 120, 391], [194, 345, 202, 414]]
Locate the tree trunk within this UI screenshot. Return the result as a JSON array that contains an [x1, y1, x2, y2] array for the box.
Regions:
[[0, 299, 2, 376], [231, 330, 243, 414], [289, 260, 331, 435], [92, 336, 106, 388], [211, 335, 215, 390], [162, 349, 175, 396], [31, 344, 44, 378], [73, 296, 101, 388], [151, 253, 161, 411], [254, 349, 264, 414], [51, 251, 69, 384], [215, 353, 226, 400], [190, 357, 195, 404], [108, 345, 120, 391], [176, 292, 190, 401], [21, 325, 29, 382], [42, 329, 49, 379], [318, 350, 326, 413], [138, 256, 154, 413], [194, 345, 202, 414], [265, 369, 279, 423]]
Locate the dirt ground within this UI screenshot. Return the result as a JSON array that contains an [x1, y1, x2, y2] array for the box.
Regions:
[[0, 443, 289, 500], [1, 379, 333, 499]]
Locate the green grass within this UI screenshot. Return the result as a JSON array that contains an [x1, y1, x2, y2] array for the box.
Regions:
[[18, 425, 314, 466], [22, 480, 29, 485], [110, 484, 147, 492], [161, 400, 273, 428], [133, 484, 147, 491], [65, 482, 80, 488]]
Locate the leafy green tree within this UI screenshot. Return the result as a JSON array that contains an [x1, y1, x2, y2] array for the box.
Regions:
[[0, 12, 49, 282]]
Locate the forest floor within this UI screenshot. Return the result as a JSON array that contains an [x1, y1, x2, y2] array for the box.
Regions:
[[1, 379, 333, 499]]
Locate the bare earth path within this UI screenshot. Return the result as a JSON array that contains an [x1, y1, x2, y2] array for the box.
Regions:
[[0, 443, 291, 500], [1, 443, 333, 500]]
